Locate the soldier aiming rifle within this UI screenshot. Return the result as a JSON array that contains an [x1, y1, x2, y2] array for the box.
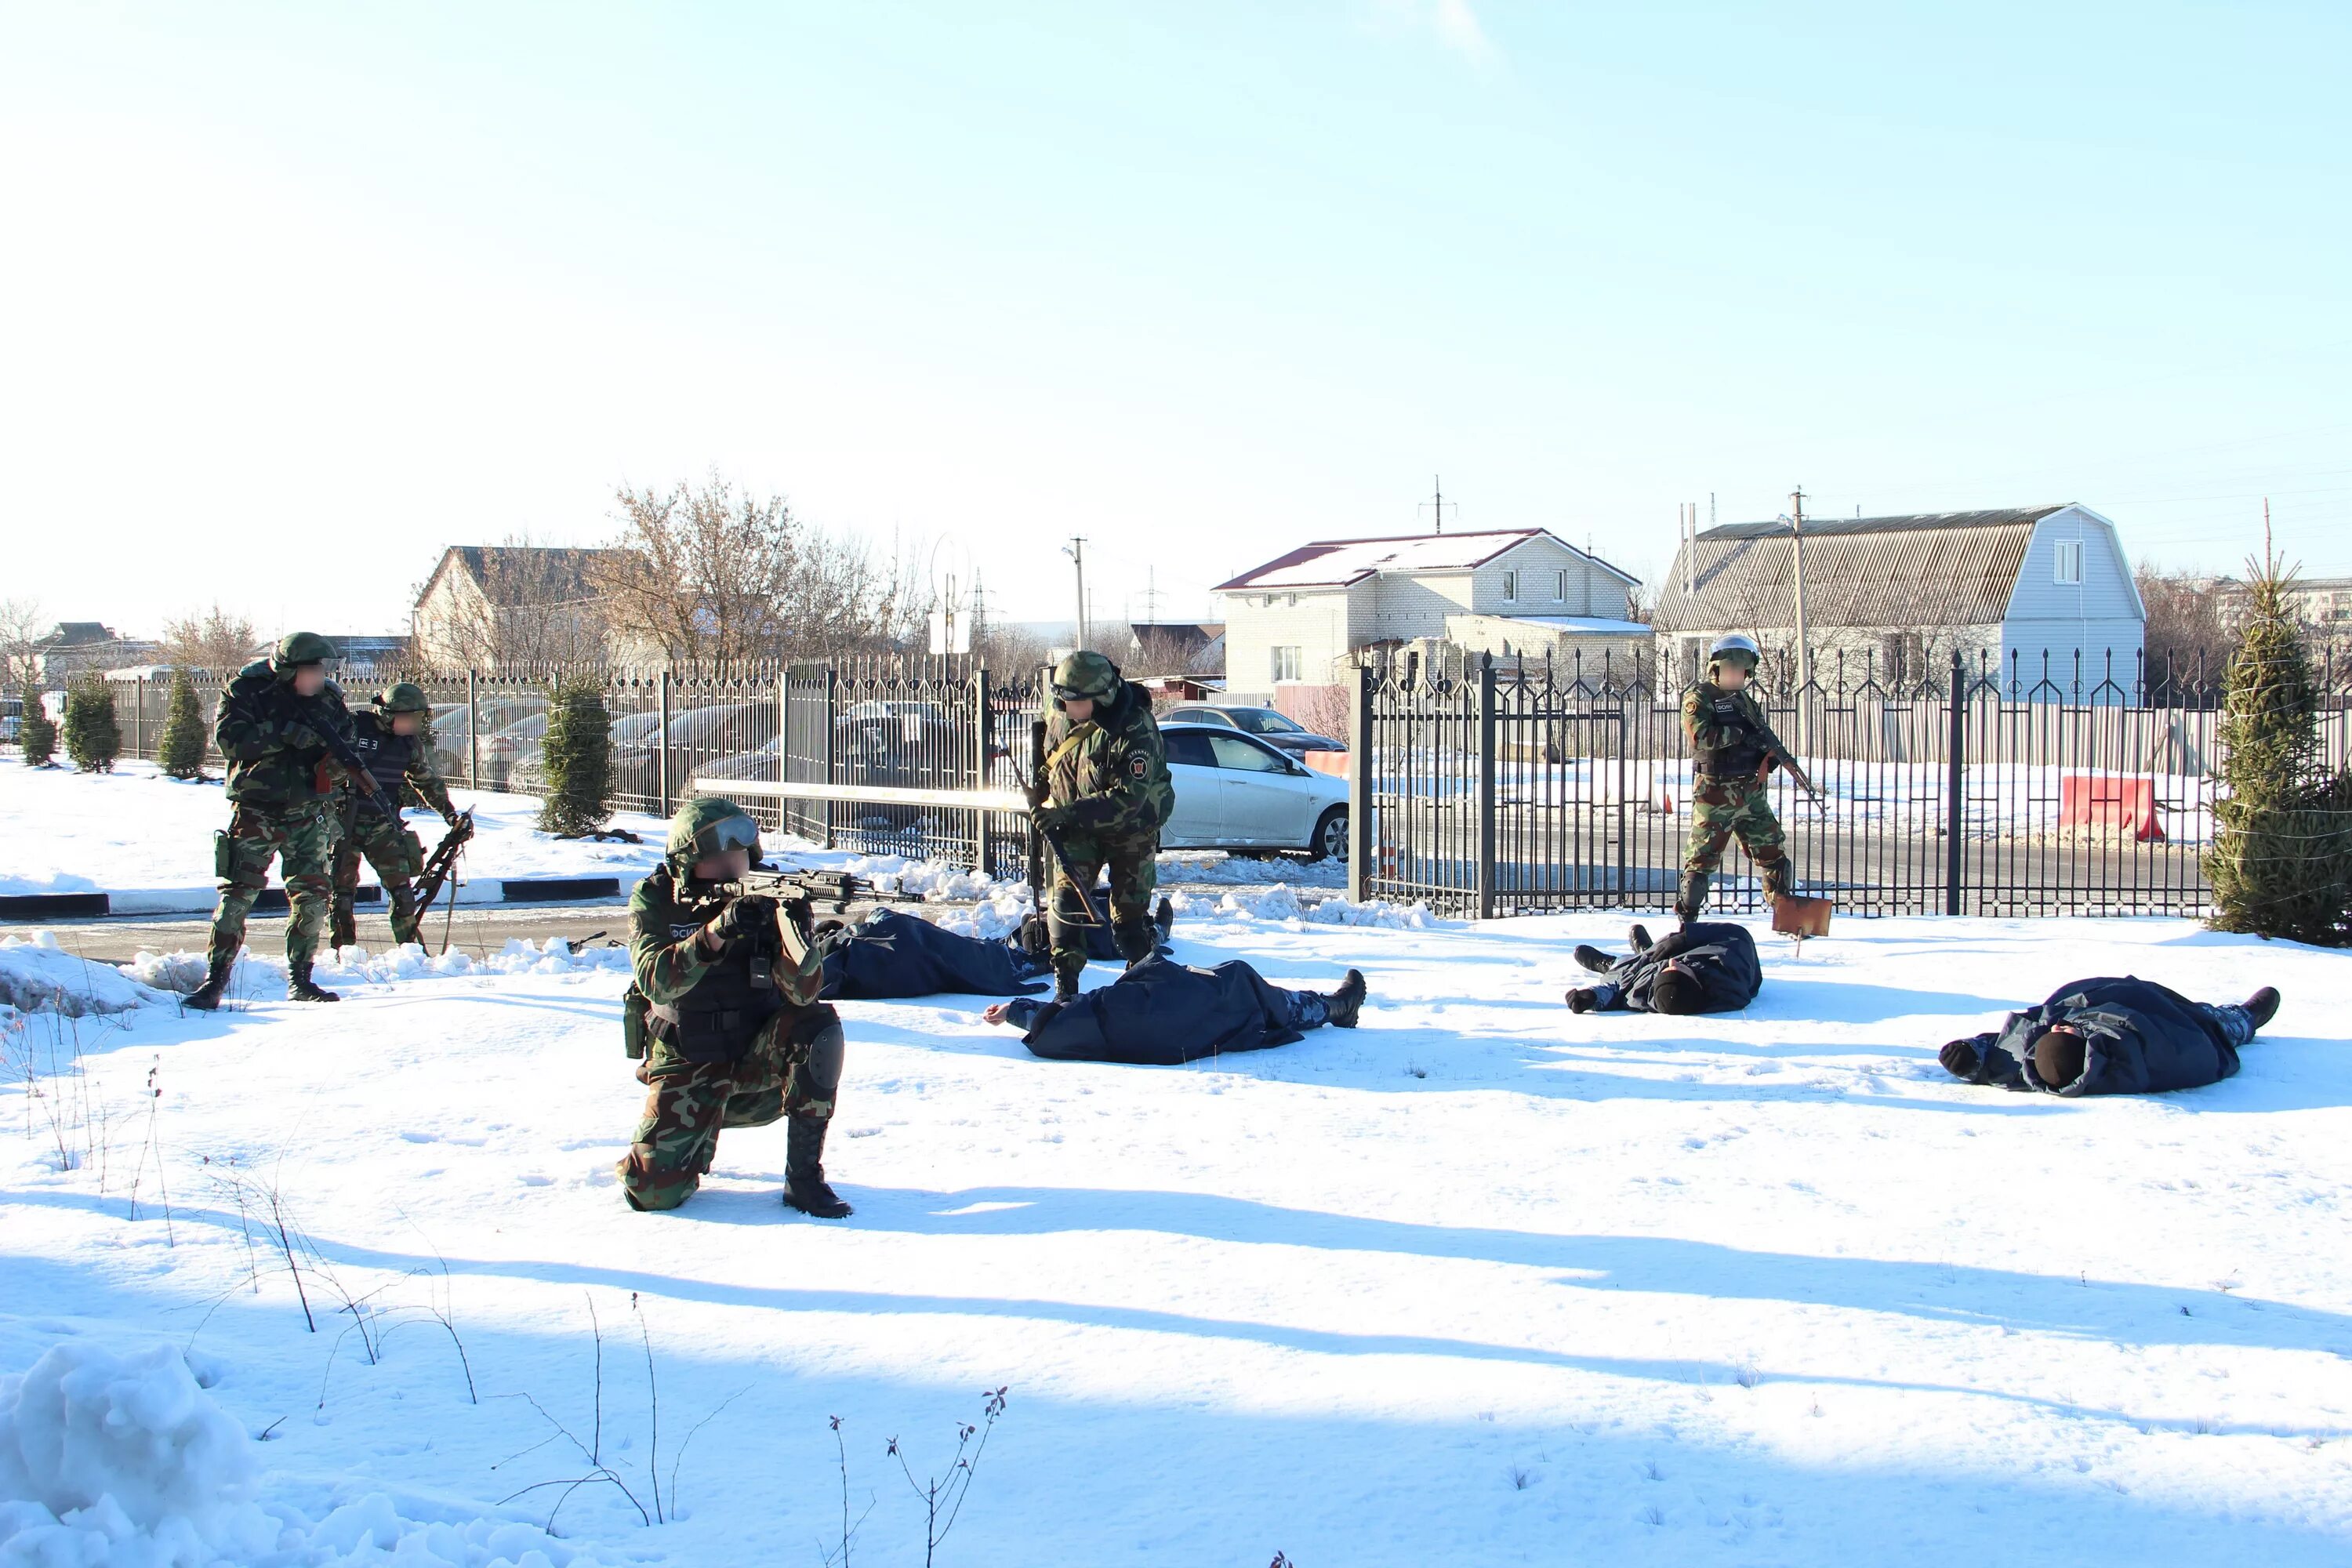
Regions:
[[326, 681, 463, 949]]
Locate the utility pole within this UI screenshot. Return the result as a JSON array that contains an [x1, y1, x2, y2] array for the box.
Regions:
[[1789, 487, 1810, 691], [1064, 537, 1089, 650], [1419, 475, 1457, 535]]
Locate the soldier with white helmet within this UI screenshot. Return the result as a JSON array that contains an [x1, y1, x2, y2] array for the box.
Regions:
[[1675, 633, 1801, 927]]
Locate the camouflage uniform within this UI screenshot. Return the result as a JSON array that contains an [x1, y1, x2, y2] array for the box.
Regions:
[[616, 797, 848, 1214], [1036, 655, 1175, 995], [202, 640, 355, 980], [1679, 678, 1791, 920], [327, 702, 458, 947]]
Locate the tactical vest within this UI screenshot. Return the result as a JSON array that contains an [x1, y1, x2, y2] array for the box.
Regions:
[[347, 710, 416, 801], [1692, 687, 1767, 779], [643, 877, 786, 1062]]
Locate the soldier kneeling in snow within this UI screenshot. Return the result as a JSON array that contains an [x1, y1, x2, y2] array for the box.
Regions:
[[1938, 975, 2280, 1097], [1563, 921, 1762, 1016], [983, 953, 1366, 1065], [616, 797, 851, 1217]]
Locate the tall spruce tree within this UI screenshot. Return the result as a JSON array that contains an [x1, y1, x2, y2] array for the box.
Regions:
[[63, 673, 121, 774], [536, 676, 614, 835], [2205, 550, 2352, 944], [18, 682, 56, 767], [158, 666, 209, 779]]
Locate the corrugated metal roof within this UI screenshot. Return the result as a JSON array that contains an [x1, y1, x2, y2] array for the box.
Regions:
[[1653, 507, 2067, 633]]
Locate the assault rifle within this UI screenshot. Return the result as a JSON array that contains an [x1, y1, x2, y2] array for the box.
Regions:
[[412, 808, 476, 925], [1750, 717, 1824, 808], [731, 863, 920, 915], [280, 688, 402, 824], [1019, 717, 1108, 930]]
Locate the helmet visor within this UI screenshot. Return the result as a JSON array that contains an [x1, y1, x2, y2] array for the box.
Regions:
[[698, 814, 761, 858]]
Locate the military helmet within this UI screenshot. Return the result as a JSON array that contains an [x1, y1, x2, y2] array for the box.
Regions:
[[373, 681, 430, 714], [666, 794, 761, 876], [1706, 633, 1762, 673], [1051, 650, 1121, 703], [274, 630, 339, 669]]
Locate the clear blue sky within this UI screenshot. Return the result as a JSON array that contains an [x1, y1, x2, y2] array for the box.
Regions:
[[5, 2, 2347, 638]]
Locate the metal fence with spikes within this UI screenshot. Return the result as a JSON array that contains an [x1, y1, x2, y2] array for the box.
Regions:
[[1347, 644, 2352, 920]]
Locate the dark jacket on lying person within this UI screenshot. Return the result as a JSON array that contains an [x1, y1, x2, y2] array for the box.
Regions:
[[818, 909, 1054, 1000], [1575, 922, 1762, 1015], [1940, 975, 2266, 1097], [1000, 954, 1361, 1065]]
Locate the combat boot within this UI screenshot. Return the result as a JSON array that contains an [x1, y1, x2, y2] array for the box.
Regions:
[[782, 1116, 853, 1218], [1113, 915, 1157, 969], [1628, 924, 1653, 954], [1324, 968, 1367, 1029], [1572, 945, 1615, 974], [183, 954, 234, 1012], [286, 964, 340, 1003], [2245, 986, 2281, 1030], [1674, 871, 1711, 930]]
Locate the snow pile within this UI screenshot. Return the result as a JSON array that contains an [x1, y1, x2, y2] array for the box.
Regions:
[[1156, 851, 1346, 888], [116, 938, 632, 999], [1169, 883, 1442, 929], [0, 933, 179, 1016], [0, 1339, 605, 1566]]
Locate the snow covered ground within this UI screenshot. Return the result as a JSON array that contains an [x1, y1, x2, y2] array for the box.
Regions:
[[4, 909, 2350, 1565]]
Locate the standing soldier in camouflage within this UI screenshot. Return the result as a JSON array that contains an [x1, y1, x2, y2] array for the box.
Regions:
[[1031, 651, 1175, 1002], [187, 633, 373, 1009], [1676, 633, 1798, 927], [327, 681, 461, 949], [616, 797, 852, 1218]]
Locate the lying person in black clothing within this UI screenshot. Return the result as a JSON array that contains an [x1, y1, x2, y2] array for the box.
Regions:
[[1939, 975, 2280, 1097], [815, 899, 1176, 1001], [1563, 921, 1762, 1015], [982, 953, 1367, 1065]]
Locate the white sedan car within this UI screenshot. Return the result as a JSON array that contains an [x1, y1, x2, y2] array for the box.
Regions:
[[1158, 723, 1349, 861]]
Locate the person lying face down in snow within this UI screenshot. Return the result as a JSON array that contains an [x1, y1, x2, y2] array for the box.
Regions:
[[814, 900, 1174, 1002], [982, 953, 1367, 1065], [1939, 975, 2280, 1096], [1563, 921, 1762, 1015]]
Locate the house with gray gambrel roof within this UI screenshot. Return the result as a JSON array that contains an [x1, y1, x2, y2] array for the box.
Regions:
[[1652, 504, 2143, 692]]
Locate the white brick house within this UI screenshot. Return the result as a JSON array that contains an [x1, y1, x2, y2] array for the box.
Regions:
[[1214, 529, 1644, 700]]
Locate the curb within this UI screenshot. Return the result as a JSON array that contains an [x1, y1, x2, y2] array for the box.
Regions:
[[0, 877, 626, 922]]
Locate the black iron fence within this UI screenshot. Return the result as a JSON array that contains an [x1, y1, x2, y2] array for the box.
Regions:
[[1349, 646, 2352, 920], [104, 657, 1050, 874]]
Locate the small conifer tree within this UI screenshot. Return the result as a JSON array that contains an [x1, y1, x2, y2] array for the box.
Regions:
[[2205, 550, 2352, 944], [536, 677, 614, 835], [63, 673, 121, 774], [18, 682, 56, 767], [158, 666, 210, 779]]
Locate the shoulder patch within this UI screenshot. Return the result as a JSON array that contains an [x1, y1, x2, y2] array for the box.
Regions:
[[1130, 754, 1148, 779]]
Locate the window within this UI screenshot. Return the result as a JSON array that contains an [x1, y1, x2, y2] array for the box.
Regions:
[[1209, 734, 1288, 772], [1271, 646, 1302, 682], [2054, 540, 2083, 586], [1501, 570, 1518, 602], [1163, 731, 1215, 768], [1554, 570, 1566, 602], [1234, 709, 1304, 735]]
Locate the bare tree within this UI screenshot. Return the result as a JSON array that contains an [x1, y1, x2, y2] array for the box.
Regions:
[[0, 597, 46, 688], [2136, 561, 2233, 702], [595, 475, 926, 665], [1126, 627, 1205, 677], [157, 604, 260, 675]]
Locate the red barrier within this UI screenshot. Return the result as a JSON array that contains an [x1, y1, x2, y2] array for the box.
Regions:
[[1303, 750, 1349, 780], [2060, 774, 2164, 841]]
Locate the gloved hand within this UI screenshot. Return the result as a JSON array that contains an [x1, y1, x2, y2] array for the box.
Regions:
[[1939, 1037, 1983, 1079], [702, 893, 779, 952], [781, 895, 815, 941], [1033, 803, 1075, 833], [280, 717, 321, 750]]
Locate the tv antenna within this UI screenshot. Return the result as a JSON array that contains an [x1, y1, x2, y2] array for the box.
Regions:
[[1417, 475, 1457, 535]]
